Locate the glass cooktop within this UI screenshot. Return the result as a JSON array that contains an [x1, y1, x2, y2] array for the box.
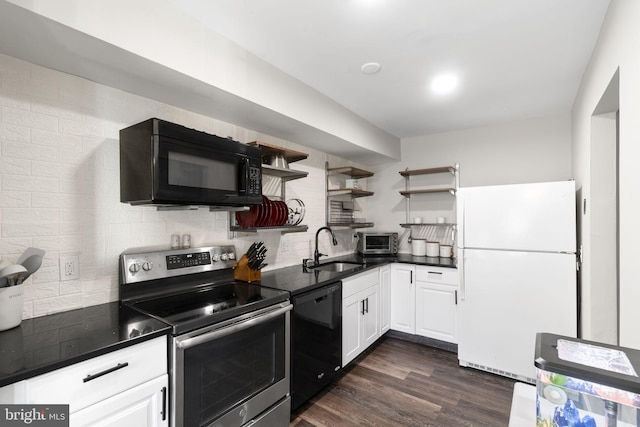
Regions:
[[130, 281, 289, 335]]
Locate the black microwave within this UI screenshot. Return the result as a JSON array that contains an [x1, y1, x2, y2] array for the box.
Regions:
[[120, 119, 262, 207]]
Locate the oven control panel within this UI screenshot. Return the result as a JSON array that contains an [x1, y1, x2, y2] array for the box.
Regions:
[[166, 252, 211, 270], [120, 246, 237, 284]]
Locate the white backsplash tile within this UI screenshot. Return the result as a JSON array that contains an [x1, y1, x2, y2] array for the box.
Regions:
[[0, 53, 364, 319]]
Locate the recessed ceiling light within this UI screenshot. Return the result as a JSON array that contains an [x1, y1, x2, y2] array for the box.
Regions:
[[431, 74, 459, 94], [361, 62, 381, 74]]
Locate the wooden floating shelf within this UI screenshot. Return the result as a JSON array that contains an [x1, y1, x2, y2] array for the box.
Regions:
[[399, 166, 457, 177], [261, 164, 308, 181], [328, 189, 374, 198], [400, 223, 457, 228], [399, 188, 455, 196], [327, 166, 374, 179], [327, 222, 374, 229], [248, 141, 308, 163], [229, 225, 308, 234]]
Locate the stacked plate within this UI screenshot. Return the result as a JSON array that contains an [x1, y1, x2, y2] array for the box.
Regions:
[[236, 196, 304, 229]]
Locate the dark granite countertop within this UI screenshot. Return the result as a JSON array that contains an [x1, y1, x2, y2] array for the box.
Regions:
[[0, 302, 170, 388], [259, 253, 456, 296], [0, 254, 454, 388]]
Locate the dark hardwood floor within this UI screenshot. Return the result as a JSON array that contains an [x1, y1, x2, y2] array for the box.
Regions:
[[291, 337, 516, 427]]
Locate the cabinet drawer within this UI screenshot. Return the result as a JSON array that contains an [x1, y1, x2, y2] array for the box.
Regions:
[[415, 266, 458, 285], [24, 336, 167, 413], [342, 268, 379, 299]]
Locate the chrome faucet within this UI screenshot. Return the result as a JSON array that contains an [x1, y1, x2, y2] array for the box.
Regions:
[[313, 226, 338, 265]]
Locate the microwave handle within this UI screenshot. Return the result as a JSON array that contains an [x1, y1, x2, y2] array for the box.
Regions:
[[239, 157, 250, 194]]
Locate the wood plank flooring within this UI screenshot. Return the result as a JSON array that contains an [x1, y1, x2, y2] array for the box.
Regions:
[[291, 337, 517, 427]]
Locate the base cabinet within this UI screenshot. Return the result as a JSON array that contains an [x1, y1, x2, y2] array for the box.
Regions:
[[342, 268, 380, 366], [379, 265, 391, 334], [415, 283, 457, 343], [415, 266, 458, 343], [390, 264, 458, 344], [3, 336, 169, 427], [390, 264, 415, 334], [71, 375, 168, 427]]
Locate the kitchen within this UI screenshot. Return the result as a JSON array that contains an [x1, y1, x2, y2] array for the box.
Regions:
[[0, 0, 638, 426]]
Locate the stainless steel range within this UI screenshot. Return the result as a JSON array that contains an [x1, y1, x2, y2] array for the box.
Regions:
[[119, 245, 291, 427]]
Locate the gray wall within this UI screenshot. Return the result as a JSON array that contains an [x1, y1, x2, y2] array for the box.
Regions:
[[368, 113, 572, 254]]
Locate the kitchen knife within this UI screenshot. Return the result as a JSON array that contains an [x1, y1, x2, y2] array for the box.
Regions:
[[246, 242, 258, 259]]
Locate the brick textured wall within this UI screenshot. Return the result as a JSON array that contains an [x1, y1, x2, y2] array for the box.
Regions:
[[0, 53, 364, 319]]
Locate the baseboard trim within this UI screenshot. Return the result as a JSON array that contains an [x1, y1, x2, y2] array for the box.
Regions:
[[385, 330, 458, 353]]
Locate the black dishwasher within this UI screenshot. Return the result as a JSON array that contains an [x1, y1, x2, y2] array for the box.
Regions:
[[291, 282, 342, 411]]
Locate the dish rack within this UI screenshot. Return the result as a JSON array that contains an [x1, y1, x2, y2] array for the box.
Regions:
[[229, 142, 309, 236]]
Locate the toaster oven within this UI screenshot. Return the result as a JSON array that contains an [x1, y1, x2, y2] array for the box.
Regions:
[[356, 232, 398, 256]]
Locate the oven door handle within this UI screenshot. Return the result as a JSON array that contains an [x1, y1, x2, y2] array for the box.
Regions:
[[176, 304, 292, 350]]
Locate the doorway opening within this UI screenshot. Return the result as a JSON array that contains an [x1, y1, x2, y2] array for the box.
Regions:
[[587, 69, 619, 344]]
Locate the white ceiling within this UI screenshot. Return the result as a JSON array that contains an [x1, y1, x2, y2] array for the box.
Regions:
[[170, 0, 611, 138]]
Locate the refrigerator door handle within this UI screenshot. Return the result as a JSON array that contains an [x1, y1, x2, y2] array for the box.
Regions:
[[459, 249, 465, 301], [457, 194, 464, 248]]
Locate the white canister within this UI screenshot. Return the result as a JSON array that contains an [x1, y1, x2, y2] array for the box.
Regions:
[[0, 284, 23, 331], [411, 239, 426, 256], [426, 242, 440, 257], [440, 245, 453, 258]]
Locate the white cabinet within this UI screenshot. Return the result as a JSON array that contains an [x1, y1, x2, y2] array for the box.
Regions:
[[415, 266, 458, 343], [390, 264, 415, 334], [389, 264, 459, 344], [342, 268, 380, 366], [71, 375, 167, 427], [15, 336, 168, 427], [379, 265, 391, 334]]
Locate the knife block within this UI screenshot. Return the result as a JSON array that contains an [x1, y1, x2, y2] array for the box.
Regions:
[[233, 255, 261, 283]]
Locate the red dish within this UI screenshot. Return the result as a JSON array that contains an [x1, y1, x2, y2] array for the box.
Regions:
[[278, 200, 287, 226], [255, 200, 265, 227], [261, 196, 271, 227], [235, 209, 254, 229], [274, 201, 282, 226], [235, 203, 260, 229]]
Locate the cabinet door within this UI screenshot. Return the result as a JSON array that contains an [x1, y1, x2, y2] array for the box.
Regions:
[[71, 375, 168, 427], [379, 265, 391, 334], [390, 265, 415, 334], [342, 292, 363, 366], [415, 282, 457, 343], [24, 336, 167, 413], [362, 285, 379, 349]]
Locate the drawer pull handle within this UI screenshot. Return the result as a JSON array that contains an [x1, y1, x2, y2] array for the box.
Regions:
[[83, 362, 129, 383], [161, 386, 167, 420]]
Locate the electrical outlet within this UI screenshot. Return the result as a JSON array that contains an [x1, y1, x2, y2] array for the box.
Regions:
[[59, 255, 79, 281]]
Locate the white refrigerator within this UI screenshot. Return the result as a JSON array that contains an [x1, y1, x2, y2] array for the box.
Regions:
[[456, 180, 578, 383]]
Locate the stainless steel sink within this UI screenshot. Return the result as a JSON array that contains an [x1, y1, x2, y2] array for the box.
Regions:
[[309, 261, 364, 272]]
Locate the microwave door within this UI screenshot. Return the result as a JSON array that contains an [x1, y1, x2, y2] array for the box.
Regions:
[[156, 142, 243, 205]]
